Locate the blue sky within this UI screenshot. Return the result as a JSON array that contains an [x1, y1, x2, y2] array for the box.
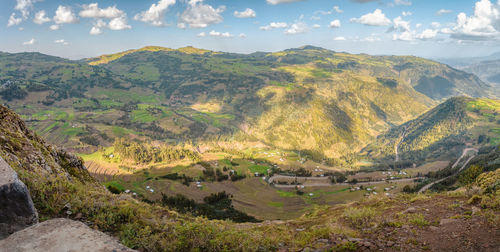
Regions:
[[1, 0, 499, 59]]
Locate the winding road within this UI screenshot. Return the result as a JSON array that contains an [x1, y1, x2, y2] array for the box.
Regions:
[[418, 148, 479, 193]]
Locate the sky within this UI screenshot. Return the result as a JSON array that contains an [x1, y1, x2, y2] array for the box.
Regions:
[[1, 0, 500, 59]]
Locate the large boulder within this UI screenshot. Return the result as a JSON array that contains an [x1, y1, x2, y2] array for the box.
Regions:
[[0, 218, 135, 251], [0, 156, 38, 238]]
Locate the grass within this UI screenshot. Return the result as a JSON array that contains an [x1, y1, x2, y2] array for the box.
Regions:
[[407, 213, 429, 227], [267, 201, 284, 208], [343, 207, 377, 228], [248, 164, 269, 175]]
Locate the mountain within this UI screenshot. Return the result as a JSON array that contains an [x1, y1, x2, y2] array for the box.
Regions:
[[0, 46, 494, 159], [1, 103, 499, 251], [458, 59, 500, 86], [363, 97, 500, 162]]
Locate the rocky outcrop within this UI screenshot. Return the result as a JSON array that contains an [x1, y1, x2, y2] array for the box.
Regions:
[[0, 218, 136, 251], [0, 156, 38, 239]]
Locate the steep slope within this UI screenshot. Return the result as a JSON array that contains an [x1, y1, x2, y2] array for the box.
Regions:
[[364, 97, 500, 162], [459, 59, 500, 86], [0, 46, 493, 158]]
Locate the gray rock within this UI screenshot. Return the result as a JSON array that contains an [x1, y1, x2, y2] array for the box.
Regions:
[[0, 157, 38, 238], [440, 218, 458, 225], [0, 218, 135, 252]]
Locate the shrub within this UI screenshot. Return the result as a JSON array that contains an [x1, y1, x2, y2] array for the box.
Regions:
[[343, 207, 376, 228]]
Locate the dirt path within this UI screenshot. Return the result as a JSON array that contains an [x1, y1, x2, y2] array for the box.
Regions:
[[395, 126, 408, 162], [418, 148, 478, 193]]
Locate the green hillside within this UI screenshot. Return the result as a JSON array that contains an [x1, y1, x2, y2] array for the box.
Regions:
[[364, 97, 500, 162], [0, 46, 493, 159]]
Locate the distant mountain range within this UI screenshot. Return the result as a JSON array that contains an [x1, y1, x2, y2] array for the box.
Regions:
[[0, 46, 497, 161]]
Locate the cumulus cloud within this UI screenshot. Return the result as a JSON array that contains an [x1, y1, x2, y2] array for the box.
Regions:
[[208, 30, 233, 38], [266, 0, 304, 5], [239, 33, 247, 38], [449, 0, 500, 40], [234, 8, 256, 18], [22, 38, 35, 45], [15, 0, 37, 19], [53, 6, 78, 24], [90, 19, 106, 35], [350, 9, 391, 26], [134, 0, 175, 26], [334, 36, 346, 40], [329, 19, 341, 28], [312, 24, 320, 28], [178, 0, 225, 28], [391, 16, 411, 32], [50, 24, 60, 30], [416, 29, 438, 39], [80, 3, 124, 19], [402, 11, 412, 17], [80, 3, 130, 34], [260, 22, 287, 30], [285, 22, 307, 34], [333, 6, 343, 13], [436, 9, 452, 15], [394, 0, 411, 6], [54, 39, 69, 45], [8, 13, 22, 27], [33, 10, 50, 24]]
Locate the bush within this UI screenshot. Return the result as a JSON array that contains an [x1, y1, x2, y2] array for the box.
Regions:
[[343, 207, 376, 228]]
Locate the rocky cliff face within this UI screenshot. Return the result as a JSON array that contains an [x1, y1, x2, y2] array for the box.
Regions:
[[0, 104, 93, 183], [0, 157, 38, 238]]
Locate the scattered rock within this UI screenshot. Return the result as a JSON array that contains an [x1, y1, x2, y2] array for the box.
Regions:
[[387, 241, 395, 247], [429, 226, 439, 231], [0, 218, 135, 251], [0, 157, 38, 239], [440, 219, 458, 225], [403, 207, 417, 214], [471, 206, 480, 215]]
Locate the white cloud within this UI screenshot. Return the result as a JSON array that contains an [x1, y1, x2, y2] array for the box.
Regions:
[[362, 35, 381, 42], [436, 9, 452, 15], [350, 9, 391, 26], [89, 19, 106, 35], [416, 29, 438, 39], [431, 22, 441, 28], [79, 3, 130, 34], [329, 19, 341, 28], [450, 0, 500, 40], [393, 30, 413, 41], [208, 30, 233, 38], [402, 11, 412, 17], [15, 0, 37, 19], [134, 0, 175, 26], [260, 22, 287, 30], [54, 39, 69, 45], [108, 15, 131, 30], [234, 8, 256, 18], [416, 23, 422, 28], [266, 0, 304, 5], [333, 6, 343, 14], [53, 6, 78, 24], [285, 22, 307, 34], [50, 24, 60, 30], [7, 13, 22, 27], [197, 31, 206, 37], [312, 24, 321, 28], [22, 38, 35, 45], [80, 3, 124, 19], [178, 0, 225, 28], [394, 0, 411, 6], [392, 16, 410, 32], [33, 10, 50, 24], [334, 36, 346, 41], [239, 33, 247, 38]]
